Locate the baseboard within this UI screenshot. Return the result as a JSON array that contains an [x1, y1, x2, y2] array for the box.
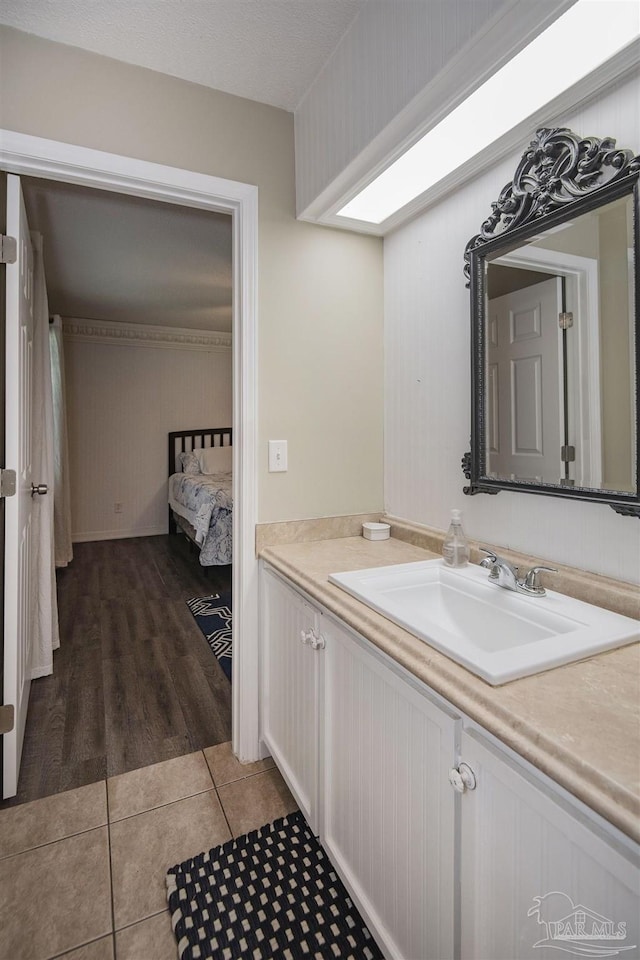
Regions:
[[72, 525, 166, 542]]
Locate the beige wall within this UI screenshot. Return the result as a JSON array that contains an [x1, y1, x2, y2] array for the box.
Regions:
[[64, 333, 232, 540], [599, 201, 634, 491], [0, 26, 384, 523], [533, 215, 600, 260]]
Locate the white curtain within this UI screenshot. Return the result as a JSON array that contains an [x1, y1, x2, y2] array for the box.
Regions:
[[30, 233, 60, 678], [50, 315, 73, 567]]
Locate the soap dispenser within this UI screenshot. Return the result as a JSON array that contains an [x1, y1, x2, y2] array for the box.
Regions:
[[442, 509, 470, 567]]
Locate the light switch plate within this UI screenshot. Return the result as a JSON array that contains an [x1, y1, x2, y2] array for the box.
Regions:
[[268, 440, 288, 472]]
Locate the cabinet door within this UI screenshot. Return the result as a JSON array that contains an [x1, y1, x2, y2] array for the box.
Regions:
[[460, 729, 640, 960], [321, 617, 457, 960], [260, 567, 319, 830]]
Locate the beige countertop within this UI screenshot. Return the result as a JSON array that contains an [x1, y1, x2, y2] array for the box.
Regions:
[[260, 536, 640, 844]]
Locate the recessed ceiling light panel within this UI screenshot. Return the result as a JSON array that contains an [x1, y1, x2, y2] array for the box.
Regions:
[[337, 0, 640, 225]]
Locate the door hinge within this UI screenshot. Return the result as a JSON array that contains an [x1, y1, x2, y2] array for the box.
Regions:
[[0, 704, 15, 736], [561, 445, 576, 463], [0, 469, 17, 498], [559, 311, 574, 330], [0, 235, 17, 265]]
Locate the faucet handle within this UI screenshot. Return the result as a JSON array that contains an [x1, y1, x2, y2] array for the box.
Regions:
[[479, 546, 497, 568], [522, 565, 557, 595]]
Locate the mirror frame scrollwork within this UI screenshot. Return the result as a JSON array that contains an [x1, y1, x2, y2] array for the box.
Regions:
[[463, 127, 640, 518]]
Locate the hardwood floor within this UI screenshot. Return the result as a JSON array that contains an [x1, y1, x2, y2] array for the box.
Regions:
[[1, 535, 232, 808]]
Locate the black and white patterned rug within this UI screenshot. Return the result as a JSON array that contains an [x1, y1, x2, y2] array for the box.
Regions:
[[186, 592, 232, 681], [166, 811, 383, 960]]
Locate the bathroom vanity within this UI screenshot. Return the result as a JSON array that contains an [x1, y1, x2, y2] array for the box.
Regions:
[[258, 535, 639, 960]]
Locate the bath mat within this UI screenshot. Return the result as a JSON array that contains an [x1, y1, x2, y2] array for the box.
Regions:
[[186, 592, 232, 681], [166, 810, 383, 960]]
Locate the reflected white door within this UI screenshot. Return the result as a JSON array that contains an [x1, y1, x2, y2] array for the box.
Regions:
[[3, 174, 35, 798], [487, 278, 563, 483]]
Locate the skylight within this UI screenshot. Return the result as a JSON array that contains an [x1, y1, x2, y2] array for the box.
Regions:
[[337, 0, 640, 225]]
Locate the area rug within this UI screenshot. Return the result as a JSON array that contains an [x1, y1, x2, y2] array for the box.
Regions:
[[186, 592, 232, 681], [166, 810, 383, 960]]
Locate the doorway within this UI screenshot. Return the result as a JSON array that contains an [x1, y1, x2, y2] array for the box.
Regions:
[[0, 130, 260, 789]]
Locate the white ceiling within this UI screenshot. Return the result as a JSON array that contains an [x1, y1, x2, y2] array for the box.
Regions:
[[0, 0, 367, 112], [23, 178, 233, 331]]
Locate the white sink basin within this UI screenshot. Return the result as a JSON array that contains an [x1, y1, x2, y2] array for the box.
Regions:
[[328, 559, 639, 684]]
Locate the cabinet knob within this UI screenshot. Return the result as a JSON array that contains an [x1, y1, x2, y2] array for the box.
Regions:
[[310, 633, 325, 651], [301, 629, 325, 650], [448, 762, 477, 793]]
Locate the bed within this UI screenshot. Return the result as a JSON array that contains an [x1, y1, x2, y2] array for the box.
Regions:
[[168, 428, 233, 566]]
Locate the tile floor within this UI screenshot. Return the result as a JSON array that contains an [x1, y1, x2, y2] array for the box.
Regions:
[[0, 743, 298, 960]]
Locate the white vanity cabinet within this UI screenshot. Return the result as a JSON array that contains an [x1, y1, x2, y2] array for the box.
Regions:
[[260, 564, 457, 960], [260, 566, 321, 831], [459, 729, 640, 960], [321, 616, 457, 960], [259, 562, 640, 960]]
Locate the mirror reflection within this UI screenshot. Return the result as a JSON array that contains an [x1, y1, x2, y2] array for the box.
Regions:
[[484, 193, 636, 494]]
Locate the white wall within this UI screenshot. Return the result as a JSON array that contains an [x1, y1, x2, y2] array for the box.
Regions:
[[295, 0, 509, 214], [64, 326, 231, 540], [384, 73, 640, 583], [294, 1, 575, 218], [0, 26, 384, 524]]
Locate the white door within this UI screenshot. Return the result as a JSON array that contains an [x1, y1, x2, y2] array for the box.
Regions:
[[460, 729, 640, 960], [321, 619, 457, 960], [487, 278, 563, 483], [3, 174, 35, 798]]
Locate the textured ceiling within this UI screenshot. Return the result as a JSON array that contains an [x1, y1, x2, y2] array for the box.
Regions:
[[23, 177, 233, 331], [0, 0, 367, 111]]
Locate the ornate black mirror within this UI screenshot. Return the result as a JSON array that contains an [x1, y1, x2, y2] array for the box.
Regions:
[[463, 127, 640, 517]]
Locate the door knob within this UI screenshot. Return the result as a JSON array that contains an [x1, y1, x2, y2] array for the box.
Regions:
[[31, 483, 48, 497]]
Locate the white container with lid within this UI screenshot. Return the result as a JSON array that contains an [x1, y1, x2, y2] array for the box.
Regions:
[[362, 521, 391, 541]]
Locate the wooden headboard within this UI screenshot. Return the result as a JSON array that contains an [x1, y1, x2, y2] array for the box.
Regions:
[[168, 427, 233, 477]]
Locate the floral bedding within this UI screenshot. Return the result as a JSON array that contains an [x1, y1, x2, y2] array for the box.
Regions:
[[168, 470, 232, 565]]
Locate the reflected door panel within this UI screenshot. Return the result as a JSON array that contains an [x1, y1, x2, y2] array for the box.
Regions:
[[487, 278, 562, 482]]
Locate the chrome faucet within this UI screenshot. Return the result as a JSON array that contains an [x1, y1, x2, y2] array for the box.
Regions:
[[479, 548, 557, 597]]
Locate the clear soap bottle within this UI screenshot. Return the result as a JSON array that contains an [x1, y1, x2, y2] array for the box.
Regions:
[[442, 509, 470, 567]]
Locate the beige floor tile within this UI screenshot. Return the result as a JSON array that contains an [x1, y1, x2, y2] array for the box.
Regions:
[[203, 741, 274, 786], [110, 789, 230, 931], [217, 767, 298, 837], [0, 781, 107, 860], [107, 751, 213, 822], [56, 936, 114, 960], [0, 827, 111, 960], [115, 912, 176, 960]]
